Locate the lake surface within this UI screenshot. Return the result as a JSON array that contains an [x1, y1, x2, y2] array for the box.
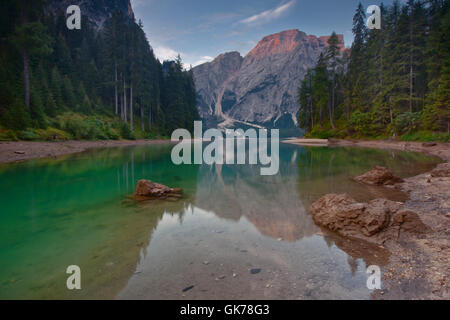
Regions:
[[0, 142, 440, 299]]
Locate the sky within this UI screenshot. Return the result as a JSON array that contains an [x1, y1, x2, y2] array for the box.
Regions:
[[130, 0, 396, 67]]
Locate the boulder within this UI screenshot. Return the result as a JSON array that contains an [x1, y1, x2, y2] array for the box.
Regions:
[[353, 166, 403, 186], [392, 209, 430, 234], [135, 179, 183, 200], [309, 193, 428, 244], [430, 163, 450, 178]]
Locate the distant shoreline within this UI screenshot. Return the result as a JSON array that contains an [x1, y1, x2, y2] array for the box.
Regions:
[[0, 139, 175, 164], [283, 138, 450, 162], [1, 138, 449, 165]]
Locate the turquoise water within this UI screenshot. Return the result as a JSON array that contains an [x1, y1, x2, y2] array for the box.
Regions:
[[0, 143, 440, 299]]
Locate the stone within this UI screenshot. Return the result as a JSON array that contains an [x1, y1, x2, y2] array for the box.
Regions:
[[309, 193, 428, 244], [182, 285, 194, 292], [392, 210, 430, 234], [430, 163, 450, 178], [134, 179, 183, 200], [422, 142, 437, 147], [353, 166, 403, 186], [135, 179, 171, 197]]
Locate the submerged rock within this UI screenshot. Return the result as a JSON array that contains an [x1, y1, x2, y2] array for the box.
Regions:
[[134, 179, 183, 200], [353, 166, 403, 186], [309, 193, 429, 244]]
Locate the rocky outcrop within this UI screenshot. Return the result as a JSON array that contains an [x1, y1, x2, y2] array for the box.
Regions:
[[135, 179, 182, 200], [309, 193, 429, 244], [47, 0, 134, 30], [430, 163, 450, 177], [353, 166, 403, 186], [193, 29, 345, 129]]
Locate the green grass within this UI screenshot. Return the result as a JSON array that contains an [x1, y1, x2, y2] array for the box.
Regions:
[[401, 131, 450, 143], [0, 112, 170, 142]]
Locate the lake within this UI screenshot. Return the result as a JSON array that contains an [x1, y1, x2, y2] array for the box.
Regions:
[[0, 142, 440, 299]]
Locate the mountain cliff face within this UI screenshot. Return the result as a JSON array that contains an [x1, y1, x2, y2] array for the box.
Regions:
[[193, 29, 344, 129], [47, 0, 134, 29]]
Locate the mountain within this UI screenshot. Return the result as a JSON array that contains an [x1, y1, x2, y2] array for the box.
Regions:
[[46, 0, 134, 29], [192, 29, 345, 130]]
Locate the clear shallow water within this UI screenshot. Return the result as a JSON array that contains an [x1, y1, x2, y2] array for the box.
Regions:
[[0, 143, 440, 299]]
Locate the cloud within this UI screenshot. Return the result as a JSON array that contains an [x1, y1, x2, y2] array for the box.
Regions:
[[153, 46, 180, 62], [239, 0, 295, 26], [130, 0, 147, 9], [153, 47, 212, 69], [192, 56, 214, 66]]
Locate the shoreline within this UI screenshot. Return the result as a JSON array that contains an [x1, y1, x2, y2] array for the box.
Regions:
[[322, 139, 449, 299], [329, 139, 450, 162], [1, 138, 448, 165], [283, 138, 450, 161], [285, 138, 449, 299], [1, 138, 448, 299], [0, 139, 175, 164]]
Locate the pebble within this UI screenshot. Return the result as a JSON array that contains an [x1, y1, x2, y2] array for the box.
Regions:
[[250, 268, 261, 274], [182, 285, 194, 292]]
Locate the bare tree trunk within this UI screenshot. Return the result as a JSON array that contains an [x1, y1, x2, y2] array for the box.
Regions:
[[21, 3, 30, 108], [319, 106, 323, 128], [114, 61, 118, 115], [123, 79, 127, 124], [309, 96, 314, 131], [148, 105, 152, 129], [409, 63, 413, 113], [328, 100, 334, 129], [409, 8, 414, 116], [140, 105, 144, 131], [120, 93, 123, 120], [330, 81, 335, 129], [23, 48, 30, 108], [129, 83, 133, 130]]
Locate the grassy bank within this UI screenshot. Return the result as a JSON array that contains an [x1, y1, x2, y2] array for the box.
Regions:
[[0, 112, 170, 142], [304, 121, 450, 143]]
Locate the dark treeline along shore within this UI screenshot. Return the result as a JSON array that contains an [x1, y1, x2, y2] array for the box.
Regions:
[[0, 0, 199, 141], [297, 1, 449, 142]]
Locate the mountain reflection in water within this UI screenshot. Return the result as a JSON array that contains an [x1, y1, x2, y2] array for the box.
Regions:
[[0, 143, 440, 299]]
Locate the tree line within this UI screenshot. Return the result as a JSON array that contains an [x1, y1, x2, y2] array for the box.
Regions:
[[0, 0, 199, 140], [298, 0, 449, 141]]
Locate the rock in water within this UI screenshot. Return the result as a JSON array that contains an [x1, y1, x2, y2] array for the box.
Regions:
[[353, 166, 403, 186], [135, 180, 171, 197], [135, 179, 183, 200], [309, 194, 429, 244]]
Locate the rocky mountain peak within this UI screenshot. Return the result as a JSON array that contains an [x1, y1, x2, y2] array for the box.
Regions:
[[247, 29, 307, 59], [193, 29, 345, 131]]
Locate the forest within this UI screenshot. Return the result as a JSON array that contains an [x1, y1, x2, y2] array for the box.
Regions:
[[0, 0, 199, 141], [297, 0, 449, 142]]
